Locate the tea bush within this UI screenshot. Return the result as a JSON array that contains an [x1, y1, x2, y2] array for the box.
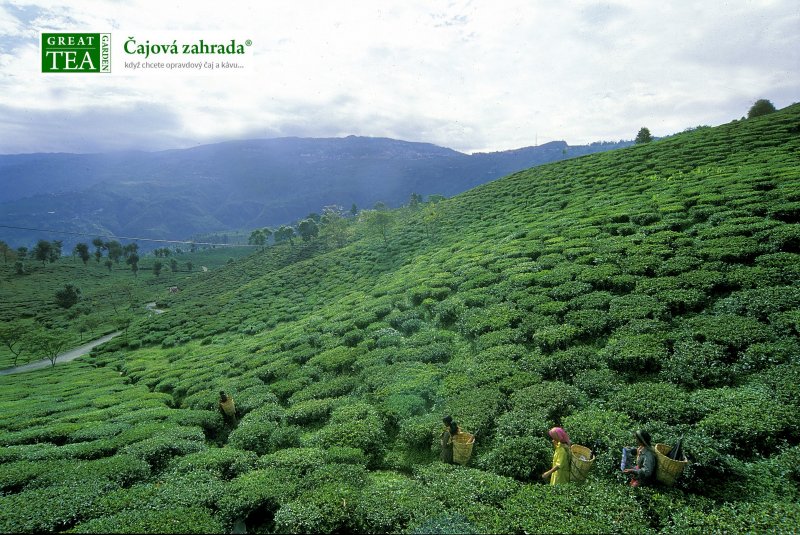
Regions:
[[659, 339, 732, 388], [308, 402, 386, 466], [501, 482, 652, 534], [69, 506, 224, 534], [476, 436, 551, 480], [607, 382, 693, 425]]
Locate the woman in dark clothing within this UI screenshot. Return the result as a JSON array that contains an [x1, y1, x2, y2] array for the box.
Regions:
[[440, 415, 460, 464], [624, 429, 657, 486]]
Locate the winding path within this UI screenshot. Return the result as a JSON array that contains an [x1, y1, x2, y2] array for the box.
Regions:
[[0, 331, 122, 376]]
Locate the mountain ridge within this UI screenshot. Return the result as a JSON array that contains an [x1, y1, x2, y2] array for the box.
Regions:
[[0, 135, 631, 249]]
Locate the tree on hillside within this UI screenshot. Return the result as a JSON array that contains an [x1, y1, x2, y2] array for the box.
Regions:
[[31, 240, 52, 266], [55, 284, 81, 309], [275, 225, 295, 245], [422, 202, 441, 240], [16, 246, 27, 261], [106, 241, 123, 264], [74, 243, 91, 265], [635, 127, 653, 144], [362, 209, 394, 245], [186, 261, 193, 272], [170, 259, 179, 273], [249, 229, 267, 248], [114, 312, 134, 340], [350, 203, 358, 216], [123, 243, 139, 259], [409, 192, 423, 208], [0, 240, 13, 263], [49, 240, 62, 263], [0, 321, 28, 367], [747, 99, 776, 118], [152, 260, 163, 277], [92, 238, 105, 263], [81, 315, 100, 340], [321, 205, 350, 249], [298, 218, 320, 242], [28, 328, 69, 368], [126, 252, 139, 276]]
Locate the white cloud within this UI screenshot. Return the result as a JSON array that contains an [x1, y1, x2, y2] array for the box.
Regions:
[[0, 0, 798, 154]]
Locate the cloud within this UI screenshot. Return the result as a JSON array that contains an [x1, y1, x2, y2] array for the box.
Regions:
[[0, 102, 184, 153], [0, 0, 798, 154]]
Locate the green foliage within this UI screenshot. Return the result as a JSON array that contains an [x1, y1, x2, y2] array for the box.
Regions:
[[502, 482, 652, 534], [476, 436, 552, 480], [747, 98, 776, 118], [308, 402, 386, 466], [70, 506, 224, 534]]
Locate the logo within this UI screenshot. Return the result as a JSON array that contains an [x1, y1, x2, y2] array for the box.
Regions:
[[41, 33, 111, 73]]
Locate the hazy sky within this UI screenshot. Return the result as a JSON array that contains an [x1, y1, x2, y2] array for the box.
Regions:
[[0, 0, 798, 154]]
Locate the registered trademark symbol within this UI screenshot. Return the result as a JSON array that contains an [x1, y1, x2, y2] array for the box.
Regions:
[[245, 40, 252, 46]]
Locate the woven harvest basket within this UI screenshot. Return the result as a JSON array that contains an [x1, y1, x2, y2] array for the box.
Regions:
[[570, 444, 594, 483], [654, 443, 688, 486], [452, 433, 475, 465]]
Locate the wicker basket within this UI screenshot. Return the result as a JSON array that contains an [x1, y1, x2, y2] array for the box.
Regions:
[[452, 432, 475, 465], [654, 443, 688, 486], [570, 444, 594, 483]]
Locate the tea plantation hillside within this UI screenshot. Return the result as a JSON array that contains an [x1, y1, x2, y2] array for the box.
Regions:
[[1, 105, 799, 533]]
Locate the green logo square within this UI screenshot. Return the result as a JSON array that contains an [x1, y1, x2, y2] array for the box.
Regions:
[[41, 33, 111, 73]]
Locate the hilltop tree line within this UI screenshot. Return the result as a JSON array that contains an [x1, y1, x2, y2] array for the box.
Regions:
[[2, 238, 197, 278], [634, 98, 776, 145], [248, 193, 446, 250]]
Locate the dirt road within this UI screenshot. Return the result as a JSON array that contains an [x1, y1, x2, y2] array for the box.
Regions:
[[0, 331, 122, 376]]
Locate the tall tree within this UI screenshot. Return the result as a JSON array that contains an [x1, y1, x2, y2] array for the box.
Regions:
[[49, 240, 62, 263], [123, 243, 139, 259], [55, 284, 81, 309], [362, 209, 394, 245], [0, 321, 28, 367], [249, 229, 266, 247], [298, 219, 319, 242], [106, 241, 123, 264], [275, 225, 295, 245], [321, 205, 349, 248], [635, 127, 653, 144], [126, 252, 139, 276], [0, 240, 13, 263], [31, 240, 52, 265], [28, 328, 69, 368], [747, 99, 776, 118], [152, 260, 163, 277], [74, 243, 91, 265], [92, 238, 105, 263]]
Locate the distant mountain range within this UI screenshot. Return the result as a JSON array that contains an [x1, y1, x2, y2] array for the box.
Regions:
[[0, 136, 631, 250]]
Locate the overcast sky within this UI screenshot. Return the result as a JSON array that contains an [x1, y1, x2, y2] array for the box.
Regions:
[[0, 0, 798, 154]]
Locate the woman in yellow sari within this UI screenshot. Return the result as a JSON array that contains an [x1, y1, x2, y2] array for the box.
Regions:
[[541, 427, 571, 485]]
